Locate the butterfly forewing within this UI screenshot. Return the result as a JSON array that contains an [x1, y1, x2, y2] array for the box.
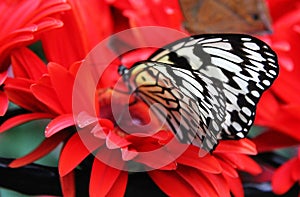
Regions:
[[121, 34, 278, 150]]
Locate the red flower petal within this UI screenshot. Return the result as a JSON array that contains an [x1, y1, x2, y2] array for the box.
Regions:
[[76, 111, 98, 128], [47, 62, 74, 113], [106, 129, 131, 149], [114, 0, 183, 29], [215, 138, 257, 155], [0, 91, 8, 116], [98, 119, 114, 131], [69, 60, 82, 75], [177, 145, 222, 174], [266, 105, 300, 141], [98, 47, 157, 88], [9, 131, 70, 168], [271, 59, 300, 104], [159, 161, 178, 171], [267, 0, 298, 22], [237, 155, 262, 175], [0, 113, 53, 133], [272, 157, 297, 195], [148, 170, 199, 196], [253, 130, 300, 152], [59, 131, 103, 176], [105, 171, 128, 197], [255, 90, 279, 125], [133, 150, 177, 171], [89, 157, 123, 197], [0, 0, 71, 71], [216, 158, 239, 178], [5, 77, 52, 112], [11, 47, 47, 80], [60, 171, 76, 197], [0, 70, 7, 84], [176, 166, 219, 196], [41, 0, 112, 67], [202, 172, 231, 197], [223, 174, 244, 197], [219, 153, 262, 175], [31, 75, 64, 114], [45, 114, 75, 137], [91, 120, 115, 139], [120, 147, 138, 161], [291, 158, 300, 181]]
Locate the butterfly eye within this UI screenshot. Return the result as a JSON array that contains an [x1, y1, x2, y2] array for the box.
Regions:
[[251, 13, 259, 21], [118, 65, 128, 76]]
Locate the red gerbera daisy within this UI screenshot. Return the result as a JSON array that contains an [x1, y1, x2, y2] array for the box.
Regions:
[[252, 0, 300, 195], [0, 0, 70, 71]]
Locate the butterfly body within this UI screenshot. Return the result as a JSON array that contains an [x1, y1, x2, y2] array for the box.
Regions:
[[119, 34, 278, 151]]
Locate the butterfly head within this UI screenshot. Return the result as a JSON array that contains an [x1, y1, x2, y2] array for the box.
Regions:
[[118, 65, 128, 75], [118, 64, 130, 80]]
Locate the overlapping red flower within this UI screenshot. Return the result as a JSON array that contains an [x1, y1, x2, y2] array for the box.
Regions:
[[254, 0, 300, 195]]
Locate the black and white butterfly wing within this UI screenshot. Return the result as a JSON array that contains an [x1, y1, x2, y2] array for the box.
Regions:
[[120, 34, 278, 150], [148, 34, 279, 140]]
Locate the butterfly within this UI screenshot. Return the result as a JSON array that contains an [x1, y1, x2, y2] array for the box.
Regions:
[[118, 34, 279, 152], [178, 0, 272, 34]]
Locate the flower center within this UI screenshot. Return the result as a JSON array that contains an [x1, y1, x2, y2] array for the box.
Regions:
[[97, 88, 162, 136]]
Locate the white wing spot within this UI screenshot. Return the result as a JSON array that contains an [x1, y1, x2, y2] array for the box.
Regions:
[[244, 48, 266, 61], [263, 80, 271, 86], [257, 83, 265, 90], [245, 96, 255, 105], [244, 42, 260, 50], [203, 42, 232, 50], [265, 52, 275, 57], [241, 37, 252, 41], [242, 107, 252, 116], [249, 60, 264, 70], [251, 90, 260, 97], [236, 132, 245, 138], [211, 57, 242, 72], [239, 113, 248, 123], [269, 70, 277, 75], [199, 37, 222, 44], [212, 121, 219, 131], [204, 48, 243, 63], [233, 76, 249, 92], [182, 80, 203, 98], [248, 120, 253, 126], [233, 122, 242, 131], [267, 58, 276, 63], [201, 66, 229, 82]]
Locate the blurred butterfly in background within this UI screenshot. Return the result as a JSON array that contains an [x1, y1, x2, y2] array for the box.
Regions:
[[178, 0, 272, 34], [118, 34, 279, 152]]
